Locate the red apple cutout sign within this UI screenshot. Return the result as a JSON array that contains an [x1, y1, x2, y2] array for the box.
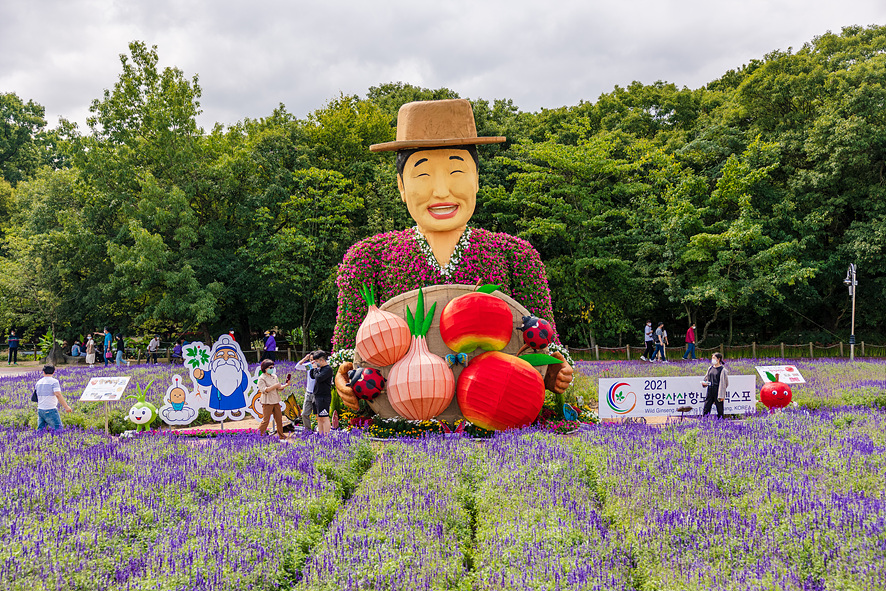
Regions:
[[760, 373, 792, 410]]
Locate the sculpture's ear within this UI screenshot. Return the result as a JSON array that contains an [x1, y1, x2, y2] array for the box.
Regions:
[[397, 173, 406, 202]]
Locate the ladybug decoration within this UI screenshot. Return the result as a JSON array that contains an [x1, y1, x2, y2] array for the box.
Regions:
[[518, 316, 553, 350], [347, 367, 386, 401]]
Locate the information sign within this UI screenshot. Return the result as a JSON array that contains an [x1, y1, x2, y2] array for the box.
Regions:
[[755, 365, 805, 384], [79, 376, 132, 401], [599, 375, 757, 419]]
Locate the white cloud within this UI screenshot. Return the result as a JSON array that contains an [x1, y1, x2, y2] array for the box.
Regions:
[[1, 0, 883, 130]]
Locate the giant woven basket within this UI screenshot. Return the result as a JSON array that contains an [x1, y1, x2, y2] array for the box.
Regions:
[[353, 284, 549, 423]]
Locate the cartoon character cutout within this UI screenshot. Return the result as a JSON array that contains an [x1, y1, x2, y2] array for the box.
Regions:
[[158, 374, 198, 424], [126, 380, 158, 432], [190, 335, 256, 421]]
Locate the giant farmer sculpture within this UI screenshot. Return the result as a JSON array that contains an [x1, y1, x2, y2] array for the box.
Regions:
[[333, 99, 573, 417]]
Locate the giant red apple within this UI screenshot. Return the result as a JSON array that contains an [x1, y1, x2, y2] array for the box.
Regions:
[[440, 291, 513, 353], [457, 351, 544, 431], [760, 381, 792, 410]]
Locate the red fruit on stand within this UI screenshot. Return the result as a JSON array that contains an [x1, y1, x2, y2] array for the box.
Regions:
[[457, 351, 545, 431], [760, 379, 793, 410], [439, 285, 512, 354]]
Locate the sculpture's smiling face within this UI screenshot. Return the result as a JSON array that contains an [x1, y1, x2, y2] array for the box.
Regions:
[[397, 148, 479, 233]]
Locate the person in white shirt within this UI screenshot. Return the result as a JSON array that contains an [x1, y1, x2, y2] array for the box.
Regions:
[[35, 365, 72, 430], [147, 336, 160, 364], [641, 321, 654, 362], [295, 352, 317, 431]]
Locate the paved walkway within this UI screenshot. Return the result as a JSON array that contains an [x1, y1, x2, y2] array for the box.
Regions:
[[0, 362, 42, 377]]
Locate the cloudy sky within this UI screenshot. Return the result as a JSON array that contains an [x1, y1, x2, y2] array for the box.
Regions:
[[2, 0, 884, 131]]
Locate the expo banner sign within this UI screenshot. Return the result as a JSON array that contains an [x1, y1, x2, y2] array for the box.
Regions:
[[599, 375, 757, 419]]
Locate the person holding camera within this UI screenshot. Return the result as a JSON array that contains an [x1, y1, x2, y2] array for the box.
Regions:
[[701, 352, 729, 419], [309, 351, 333, 436], [257, 359, 290, 440]]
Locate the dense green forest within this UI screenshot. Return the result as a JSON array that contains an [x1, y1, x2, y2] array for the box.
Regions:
[[1, 25, 884, 350]]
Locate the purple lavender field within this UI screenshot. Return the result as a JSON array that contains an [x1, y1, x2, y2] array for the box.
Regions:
[[2, 410, 885, 589], [1, 360, 885, 589]]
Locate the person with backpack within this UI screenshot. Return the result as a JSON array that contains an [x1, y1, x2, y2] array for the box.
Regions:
[[34, 365, 72, 430]]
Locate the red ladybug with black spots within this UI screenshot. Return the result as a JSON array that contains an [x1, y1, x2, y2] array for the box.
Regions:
[[347, 367, 386, 401], [518, 316, 553, 350]]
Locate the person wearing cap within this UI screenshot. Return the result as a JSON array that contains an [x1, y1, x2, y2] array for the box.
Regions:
[[309, 351, 334, 436], [263, 330, 278, 362], [34, 365, 72, 430], [257, 359, 290, 440], [332, 99, 573, 404]]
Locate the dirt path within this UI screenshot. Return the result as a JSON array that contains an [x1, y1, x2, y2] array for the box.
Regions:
[[0, 362, 42, 378]]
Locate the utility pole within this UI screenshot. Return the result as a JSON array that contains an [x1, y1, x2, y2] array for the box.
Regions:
[[844, 264, 857, 361]]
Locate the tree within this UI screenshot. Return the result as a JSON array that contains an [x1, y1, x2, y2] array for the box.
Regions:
[[0, 93, 47, 186], [245, 168, 364, 353], [0, 168, 79, 339]]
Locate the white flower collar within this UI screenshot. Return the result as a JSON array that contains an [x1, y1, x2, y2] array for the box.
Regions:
[[411, 226, 472, 278]]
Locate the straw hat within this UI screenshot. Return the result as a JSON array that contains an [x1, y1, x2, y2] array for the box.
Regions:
[[369, 99, 506, 152]]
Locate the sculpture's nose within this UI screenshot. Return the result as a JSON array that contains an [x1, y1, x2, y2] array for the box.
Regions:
[[431, 172, 450, 198]]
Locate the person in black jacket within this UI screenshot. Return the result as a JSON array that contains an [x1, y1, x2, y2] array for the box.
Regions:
[[309, 350, 334, 436]]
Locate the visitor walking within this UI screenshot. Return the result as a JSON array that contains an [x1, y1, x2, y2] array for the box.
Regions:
[[257, 359, 290, 440], [701, 353, 729, 419], [640, 321, 654, 362], [683, 323, 697, 360], [309, 351, 333, 436], [115, 334, 126, 367], [263, 331, 278, 362], [7, 329, 19, 365], [147, 335, 160, 364], [295, 352, 317, 431], [653, 322, 668, 363], [85, 334, 96, 366], [35, 365, 72, 430], [103, 328, 113, 367], [171, 339, 184, 364]]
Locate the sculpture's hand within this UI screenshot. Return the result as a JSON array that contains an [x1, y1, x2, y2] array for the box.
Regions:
[[334, 362, 360, 411], [193, 368, 204, 380], [544, 351, 574, 395]]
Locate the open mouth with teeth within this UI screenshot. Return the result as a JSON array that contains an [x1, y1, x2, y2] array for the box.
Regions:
[[427, 203, 459, 219]]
